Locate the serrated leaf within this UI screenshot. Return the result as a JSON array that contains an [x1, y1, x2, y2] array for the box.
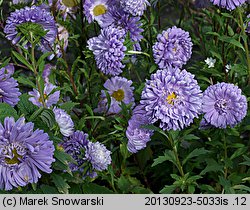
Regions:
[[151, 150, 176, 167], [17, 94, 38, 116], [182, 148, 210, 165], [40, 109, 56, 128], [0, 103, 18, 123], [200, 159, 223, 175], [51, 173, 70, 194], [60, 101, 79, 112]]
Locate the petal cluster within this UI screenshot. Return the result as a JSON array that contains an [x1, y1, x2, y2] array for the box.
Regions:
[[120, 0, 150, 16], [210, 0, 246, 10]]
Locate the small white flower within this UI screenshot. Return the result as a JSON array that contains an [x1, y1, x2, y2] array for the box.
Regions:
[[225, 64, 231, 73], [205, 57, 216, 68]]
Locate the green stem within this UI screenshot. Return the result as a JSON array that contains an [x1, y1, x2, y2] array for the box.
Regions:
[[223, 133, 228, 179], [238, 9, 250, 85]]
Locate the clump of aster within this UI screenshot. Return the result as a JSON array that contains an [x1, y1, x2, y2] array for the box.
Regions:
[[210, 0, 246, 10], [141, 68, 202, 130], [0, 65, 21, 107], [0, 117, 55, 191], [53, 108, 74, 137], [4, 6, 57, 53], [202, 82, 247, 128], [28, 83, 60, 108], [85, 141, 111, 171], [83, 0, 115, 27], [126, 104, 154, 153], [95, 76, 135, 114], [120, 0, 150, 16], [153, 26, 193, 69], [48, 0, 78, 20], [87, 26, 126, 76]]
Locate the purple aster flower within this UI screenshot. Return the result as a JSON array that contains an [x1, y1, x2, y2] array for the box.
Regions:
[[0, 65, 21, 107], [48, 0, 78, 20], [126, 104, 154, 153], [42, 64, 53, 84], [202, 82, 247, 128], [85, 141, 111, 171], [87, 26, 127, 76], [141, 68, 202, 130], [120, 0, 150, 16], [95, 76, 135, 114], [0, 117, 55, 191], [4, 6, 57, 53], [53, 108, 74, 137], [210, 0, 246, 10], [153, 26, 193, 69], [28, 83, 60, 108], [61, 131, 89, 172]]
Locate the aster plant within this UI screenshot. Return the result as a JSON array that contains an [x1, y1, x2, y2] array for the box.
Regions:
[[0, 117, 55, 191]]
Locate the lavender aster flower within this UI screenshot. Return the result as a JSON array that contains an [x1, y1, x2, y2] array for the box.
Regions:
[[126, 104, 154, 153], [210, 0, 246, 10], [28, 83, 60, 108], [0, 65, 21, 107], [153, 26, 193, 69], [0, 117, 55, 191], [120, 0, 150, 16], [61, 131, 89, 172], [95, 76, 135, 114], [202, 82, 247, 128], [83, 0, 114, 27], [4, 6, 57, 53], [141, 68, 202, 130], [53, 108, 74, 137], [42, 64, 53, 84], [87, 26, 126, 76], [85, 141, 111, 171]]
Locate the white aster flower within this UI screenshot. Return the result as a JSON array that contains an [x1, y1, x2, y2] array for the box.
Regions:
[[225, 64, 231, 73], [205, 57, 216, 68]]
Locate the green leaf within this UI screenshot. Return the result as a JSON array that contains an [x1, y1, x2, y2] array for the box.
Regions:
[[17, 76, 36, 88], [0, 103, 18, 123], [230, 147, 248, 160], [182, 148, 210, 165], [12, 51, 33, 70], [151, 150, 177, 167], [51, 173, 70, 194], [200, 159, 223, 175], [37, 52, 53, 68], [40, 109, 56, 128], [60, 101, 80, 113], [160, 185, 176, 194], [82, 183, 114, 194], [232, 185, 250, 193], [218, 35, 245, 51], [240, 155, 250, 166], [40, 185, 59, 194]]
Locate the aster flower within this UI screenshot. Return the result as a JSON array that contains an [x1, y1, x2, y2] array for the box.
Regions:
[[126, 104, 154, 153], [205, 57, 216, 68], [61, 131, 89, 172], [85, 141, 111, 171], [42, 64, 53, 84], [83, 0, 115, 27], [153, 26, 193, 69], [0, 65, 21, 107], [202, 82, 247, 128], [4, 6, 57, 53], [87, 26, 127, 76], [120, 0, 150, 16], [53, 108, 74, 137], [48, 0, 78, 20], [141, 68, 202, 130], [28, 83, 60, 108], [210, 0, 246, 10], [0, 117, 55, 191], [95, 76, 135, 114]]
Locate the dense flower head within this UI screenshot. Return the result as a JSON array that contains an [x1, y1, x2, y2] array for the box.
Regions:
[[210, 0, 246, 10], [202, 82, 247, 128], [95, 76, 135, 114], [126, 104, 154, 153], [87, 26, 127, 76], [4, 6, 57, 54], [0, 65, 21, 107], [61, 131, 89, 172], [53, 108, 74, 137], [83, 0, 114, 27], [28, 83, 60, 108], [153, 26, 193, 69], [120, 0, 150, 16], [0, 117, 55, 191], [85, 141, 111, 171], [141, 68, 202, 130]]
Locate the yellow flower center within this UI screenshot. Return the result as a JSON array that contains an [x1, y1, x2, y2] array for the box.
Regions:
[[39, 94, 48, 103], [62, 0, 78, 7], [5, 149, 22, 165], [93, 4, 107, 16], [112, 89, 125, 102], [166, 92, 177, 105]]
